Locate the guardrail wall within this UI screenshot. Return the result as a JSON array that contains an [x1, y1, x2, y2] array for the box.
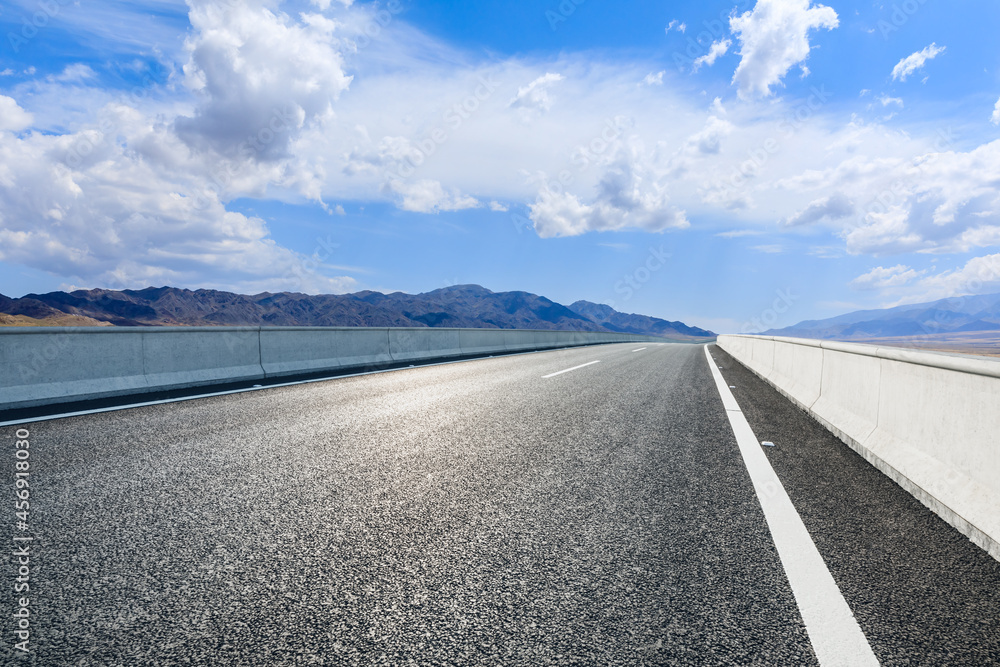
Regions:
[[0, 327, 669, 413], [718, 334, 1000, 561]]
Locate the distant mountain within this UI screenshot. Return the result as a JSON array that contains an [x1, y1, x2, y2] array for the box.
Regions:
[[569, 300, 713, 338], [0, 285, 715, 339], [765, 293, 1000, 339]]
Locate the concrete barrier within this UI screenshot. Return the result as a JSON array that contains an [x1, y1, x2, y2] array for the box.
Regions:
[[458, 329, 508, 356], [389, 328, 463, 363], [144, 327, 263, 389], [718, 334, 1000, 561], [260, 327, 392, 378], [0, 328, 148, 408], [0, 326, 669, 413]]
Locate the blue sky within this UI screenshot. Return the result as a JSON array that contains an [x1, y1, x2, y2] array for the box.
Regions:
[[1, 0, 1000, 332]]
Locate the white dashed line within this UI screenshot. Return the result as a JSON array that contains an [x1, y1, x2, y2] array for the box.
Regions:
[[704, 346, 879, 667], [542, 360, 601, 379], [632, 348, 647, 352]]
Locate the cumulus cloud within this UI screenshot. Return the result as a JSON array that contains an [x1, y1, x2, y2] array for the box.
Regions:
[[730, 0, 838, 99], [642, 71, 665, 86], [0, 2, 369, 294], [3, 0, 999, 299], [850, 264, 923, 290], [50, 63, 97, 82], [992, 96, 1000, 125], [693, 39, 731, 72], [688, 115, 734, 155], [891, 43, 945, 82], [782, 192, 853, 226], [385, 178, 479, 213], [0, 96, 33, 132], [917, 254, 1000, 299], [845, 206, 924, 255], [509, 73, 565, 117], [0, 109, 355, 293], [174, 1, 352, 161], [528, 151, 689, 238]]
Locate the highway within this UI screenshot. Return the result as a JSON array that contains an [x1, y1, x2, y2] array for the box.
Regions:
[[4, 343, 1000, 665]]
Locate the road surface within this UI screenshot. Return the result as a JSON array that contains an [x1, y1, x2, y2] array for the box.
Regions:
[[3, 342, 999, 665]]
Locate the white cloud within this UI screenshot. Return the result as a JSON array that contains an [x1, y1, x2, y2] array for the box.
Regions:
[[845, 206, 923, 255], [693, 39, 731, 72], [528, 149, 689, 238], [666, 20, 686, 34], [385, 178, 479, 213], [891, 43, 945, 82], [850, 264, 923, 290], [0, 69, 13, 76], [878, 95, 903, 107], [730, 0, 839, 99], [0, 96, 33, 132], [782, 192, 853, 226], [2, 0, 1000, 297], [0, 108, 356, 293], [992, 96, 1000, 125], [311, 0, 353, 8], [488, 200, 508, 212], [642, 71, 665, 86], [50, 63, 97, 83], [687, 115, 734, 155], [509, 73, 565, 117], [175, 1, 352, 161], [916, 254, 1000, 300], [716, 229, 765, 238]]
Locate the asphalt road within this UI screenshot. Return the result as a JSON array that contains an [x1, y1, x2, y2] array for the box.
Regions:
[[2, 342, 999, 665]]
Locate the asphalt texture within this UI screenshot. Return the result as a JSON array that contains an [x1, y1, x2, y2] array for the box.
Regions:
[[2, 342, 998, 665], [711, 343, 1000, 666]]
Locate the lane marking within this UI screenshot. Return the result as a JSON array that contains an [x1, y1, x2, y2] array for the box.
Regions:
[[703, 346, 879, 667], [541, 360, 601, 379], [632, 347, 647, 352]]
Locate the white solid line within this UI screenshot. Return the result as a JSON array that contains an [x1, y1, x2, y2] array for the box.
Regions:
[[541, 360, 601, 379], [703, 346, 879, 667], [632, 347, 647, 352]]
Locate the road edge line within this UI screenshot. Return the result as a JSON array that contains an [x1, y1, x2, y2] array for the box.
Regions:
[[704, 345, 879, 667]]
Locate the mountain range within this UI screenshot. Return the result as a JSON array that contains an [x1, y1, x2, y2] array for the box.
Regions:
[[765, 293, 1000, 339], [0, 285, 714, 340]]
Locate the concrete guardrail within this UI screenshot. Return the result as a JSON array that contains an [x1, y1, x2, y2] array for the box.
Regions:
[[718, 334, 1000, 562], [0, 326, 667, 413]]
